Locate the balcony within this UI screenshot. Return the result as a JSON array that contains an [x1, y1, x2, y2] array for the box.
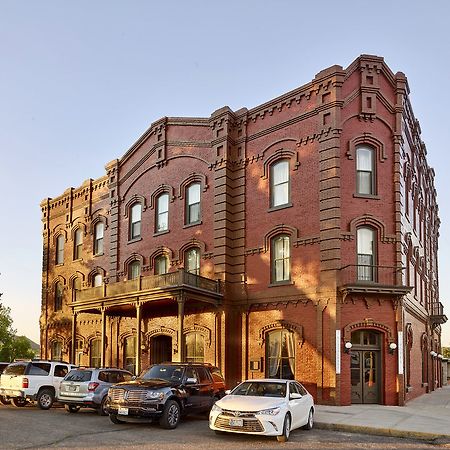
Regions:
[[338, 265, 411, 296], [75, 269, 222, 311], [430, 302, 447, 326]]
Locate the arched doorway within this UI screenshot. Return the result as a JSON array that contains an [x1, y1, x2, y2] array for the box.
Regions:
[[150, 335, 172, 364], [350, 330, 382, 404]]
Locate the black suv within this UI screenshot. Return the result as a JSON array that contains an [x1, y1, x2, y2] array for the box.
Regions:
[[106, 363, 226, 429]]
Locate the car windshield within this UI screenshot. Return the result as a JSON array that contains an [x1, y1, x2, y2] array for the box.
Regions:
[[141, 365, 184, 382], [3, 363, 27, 376], [232, 381, 286, 398], [64, 370, 92, 382]]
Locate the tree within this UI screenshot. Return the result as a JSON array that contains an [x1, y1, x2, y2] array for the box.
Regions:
[[443, 347, 450, 359]]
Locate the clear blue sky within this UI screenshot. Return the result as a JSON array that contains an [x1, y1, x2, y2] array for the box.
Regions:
[[1, 1, 449, 346]]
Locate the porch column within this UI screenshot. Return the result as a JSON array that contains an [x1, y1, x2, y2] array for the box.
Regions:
[[71, 311, 77, 364], [177, 295, 185, 362], [101, 307, 107, 367], [136, 302, 142, 375]]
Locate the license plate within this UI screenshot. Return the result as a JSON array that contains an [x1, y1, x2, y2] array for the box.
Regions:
[[229, 418, 243, 427], [118, 407, 129, 416], [67, 386, 78, 392]]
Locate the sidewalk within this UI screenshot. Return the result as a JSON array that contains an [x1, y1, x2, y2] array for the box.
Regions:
[[314, 385, 450, 442]]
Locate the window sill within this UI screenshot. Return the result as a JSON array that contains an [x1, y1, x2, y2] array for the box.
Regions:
[[353, 193, 380, 200], [268, 203, 293, 212], [128, 237, 142, 244], [93, 253, 104, 257], [269, 281, 294, 287], [55, 263, 64, 267], [183, 220, 202, 229], [72, 258, 83, 262], [154, 229, 170, 237]]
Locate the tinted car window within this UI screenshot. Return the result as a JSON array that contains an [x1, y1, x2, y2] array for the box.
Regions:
[[185, 367, 198, 381], [98, 371, 108, 382], [197, 367, 210, 384], [142, 365, 184, 381], [289, 382, 299, 395], [64, 369, 92, 382], [27, 363, 51, 375], [4, 363, 27, 375], [54, 365, 68, 378], [296, 382, 308, 396]]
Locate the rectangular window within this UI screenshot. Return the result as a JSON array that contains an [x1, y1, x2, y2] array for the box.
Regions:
[[156, 194, 169, 232], [56, 235, 64, 264], [130, 204, 142, 239], [186, 184, 201, 224], [272, 236, 290, 282], [356, 147, 375, 195], [155, 256, 168, 275], [74, 229, 83, 260], [271, 160, 290, 207], [357, 227, 375, 281], [94, 223, 104, 255]]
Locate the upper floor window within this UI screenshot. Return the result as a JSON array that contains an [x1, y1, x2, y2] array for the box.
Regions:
[[356, 146, 375, 195], [73, 229, 83, 260], [94, 222, 104, 255], [185, 248, 200, 275], [155, 255, 168, 275], [357, 227, 376, 281], [54, 282, 63, 311], [129, 203, 142, 240], [156, 193, 169, 232], [186, 183, 201, 225], [271, 235, 291, 283], [270, 160, 290, 208], [93, 273, 103, 287], [56, 235, 65, 265], [128, 261, 141, 280], [72, 277, 81, 302]]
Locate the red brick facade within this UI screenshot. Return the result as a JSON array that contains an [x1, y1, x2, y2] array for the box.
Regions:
[[40, 55, 445, 405]]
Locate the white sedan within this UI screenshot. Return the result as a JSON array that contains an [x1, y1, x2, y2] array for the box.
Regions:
[[209, 378, 314, 442]]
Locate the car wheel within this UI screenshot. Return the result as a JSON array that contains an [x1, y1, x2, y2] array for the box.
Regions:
[[37, 389, 54, 410], [65, 404, 81, 413], [109, 414, 125, 424], [11, 397, 27, 407], [0, 396, 11, 406], [97, 396, 109, 416], [277, 413, 291, 443], [159, 399, 180, 429], [303, 408, 314, 430]]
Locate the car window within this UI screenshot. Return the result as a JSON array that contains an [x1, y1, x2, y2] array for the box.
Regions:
[[27, 363, 51, 375], [54, 365, 68, 378], [98, 371, 108, 382], [232, 381, 286, 397], [122, 372, 133, 382], [106, 371, 123, 383], [185, 367, 198, 381], [3, 363, 27, 376], [142, 365, 184, 381], [64, 369, 92, 382], [289, 382, 299, 395], [196, 367, 210, 384], [296, 382, 308, 396]]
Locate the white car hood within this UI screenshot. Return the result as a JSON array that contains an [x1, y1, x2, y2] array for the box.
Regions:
[[216, 395, 284, 411]]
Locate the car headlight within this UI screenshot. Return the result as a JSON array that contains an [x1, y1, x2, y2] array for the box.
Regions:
[[257, 407, 281, 416], [145, 391, 165, 401], [211, 403, 222, 413]]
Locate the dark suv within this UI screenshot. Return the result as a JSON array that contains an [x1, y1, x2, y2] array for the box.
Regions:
[[106, 363, 226, 429]]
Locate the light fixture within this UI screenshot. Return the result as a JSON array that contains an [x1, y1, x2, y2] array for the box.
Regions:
[[344, 342, 353, 353], [430, 351, 437, 357], [389, 342, 397, 354], [438, 354, 443, 359]]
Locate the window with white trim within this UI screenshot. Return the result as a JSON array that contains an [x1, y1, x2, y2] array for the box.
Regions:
[[186, 183, 201, 224], [270, 160, 290, 208], [356, 146, 375, 195], [156, 193, 169, 232]]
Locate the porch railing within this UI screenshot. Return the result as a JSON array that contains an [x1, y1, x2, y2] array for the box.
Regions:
[[339, 265, 405, 287]]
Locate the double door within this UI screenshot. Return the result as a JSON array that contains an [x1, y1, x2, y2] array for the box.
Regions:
[[351, 350, 381, 404]]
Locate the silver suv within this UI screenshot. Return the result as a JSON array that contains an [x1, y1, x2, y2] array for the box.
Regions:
[[58, 368, 133, 415]]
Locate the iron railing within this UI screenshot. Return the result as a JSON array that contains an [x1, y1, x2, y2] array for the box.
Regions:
[[339, 265, 405, 287]]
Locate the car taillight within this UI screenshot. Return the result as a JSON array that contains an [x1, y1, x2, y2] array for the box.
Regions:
[[22, 378, 29, 388], [88, 382, 99, 392]]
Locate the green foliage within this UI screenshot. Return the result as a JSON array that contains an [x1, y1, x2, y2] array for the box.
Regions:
[[443, 347, 450, 359]]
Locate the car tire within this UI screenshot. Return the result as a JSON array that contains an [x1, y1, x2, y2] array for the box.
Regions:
[[65, 404, 81, 413], [109, 414, 125, 424], [0, 396, 11, 406], [11, 397, 27, 407], [97, 396, 109, 416], [303, 408, 314, 430], [37, 389, 54, 410], [277, 413, 291, 443], [159, 399, 181, 429]]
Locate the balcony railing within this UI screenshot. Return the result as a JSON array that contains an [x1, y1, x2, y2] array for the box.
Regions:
[[77, 269, 222, 302], [339, 265, 406, 289], [430, 302, 447, 325]]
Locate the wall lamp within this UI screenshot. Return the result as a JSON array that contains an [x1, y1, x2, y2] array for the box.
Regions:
[[438, 354, 443, 359], [344, 342, 353, 353], [430, 351, 437, 357], [389, 342, 397, 354]]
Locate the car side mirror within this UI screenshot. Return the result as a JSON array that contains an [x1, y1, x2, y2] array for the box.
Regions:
[[185, 377, 198, 385], [224, 389, 231, 395], [290, 392, 302, 400], [131, 375, 137, 380]]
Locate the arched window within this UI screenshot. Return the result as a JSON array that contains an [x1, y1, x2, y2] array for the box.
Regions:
[[356, 146, 375, 195], [266, 329, 295, 380], [51, 340, 63, 361], [271, 235, 291, 283], [185, 248, 200, 275], [124, 336, 136, 374], [270, 160, 290, 208], [357, 227, 376, 281], [186, 183, 201, 225], [185, 332, 204, 363], [94, 222, 104, 255], [155, 255, 168, 275], [156, 193, 169, 232], [93, 273, 103, 287], [129, 203, 142, 240], [54, 282, 63, 311], [56, 235, 65, 265], [73, 229, 83, 260], [72, 277, 81, 302], [90, 339, 101, 367], [128, 261, 141, 280]]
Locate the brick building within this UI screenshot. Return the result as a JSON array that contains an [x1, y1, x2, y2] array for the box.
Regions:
[[40, 54, 446, 406]]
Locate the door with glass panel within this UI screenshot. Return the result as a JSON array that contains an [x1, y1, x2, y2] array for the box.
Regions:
[[266, 329, 295, 380]]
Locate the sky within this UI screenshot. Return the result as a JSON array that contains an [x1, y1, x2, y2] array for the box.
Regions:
[[0, 1, 449, 346]]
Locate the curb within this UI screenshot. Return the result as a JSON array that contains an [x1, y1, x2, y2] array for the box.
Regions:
[[314, 421, 450, 442]]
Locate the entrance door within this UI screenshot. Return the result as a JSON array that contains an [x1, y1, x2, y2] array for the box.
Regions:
[[150, 335, 172, 364], [350, 330, 381, 404]]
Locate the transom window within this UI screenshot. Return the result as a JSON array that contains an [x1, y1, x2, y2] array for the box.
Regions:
[[129, 203, 142, 240], [56, 235, 65, 265], [185, 332, 204, 363], [266, 329, 295, 380], [54, 282, 63, 311], [155, 255, 168, 275], [185, 248, 200, 275], [128, 261, 141, 280], [73, 229, 83, 260], [271, 235, 291, 283], [94, 222, 104, 255], [356, 146, 375, 195], [357, 227, 376, 281], [270, 160, 290, 208], [186, 183, 201, 225], [156, 193, 169, 232]]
